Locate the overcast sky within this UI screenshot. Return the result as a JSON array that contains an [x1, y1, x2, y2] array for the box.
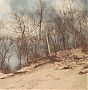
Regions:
[[0, 0, 88, 18]]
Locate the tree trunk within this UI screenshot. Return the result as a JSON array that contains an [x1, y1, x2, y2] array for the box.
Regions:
[[45, 31, 51, 57]]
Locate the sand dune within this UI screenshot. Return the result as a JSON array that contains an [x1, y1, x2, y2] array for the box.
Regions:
[[0, 61, 87, 90], [0, 48, 88, 90]]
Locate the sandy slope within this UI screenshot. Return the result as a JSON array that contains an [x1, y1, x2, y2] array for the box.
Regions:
[[0, 61, 87, 90]]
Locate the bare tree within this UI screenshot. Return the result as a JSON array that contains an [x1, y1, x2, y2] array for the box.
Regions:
[[0, 37, 14, 72]]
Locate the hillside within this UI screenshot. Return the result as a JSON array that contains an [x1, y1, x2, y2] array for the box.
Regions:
[[0, 48, 88, 90]]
